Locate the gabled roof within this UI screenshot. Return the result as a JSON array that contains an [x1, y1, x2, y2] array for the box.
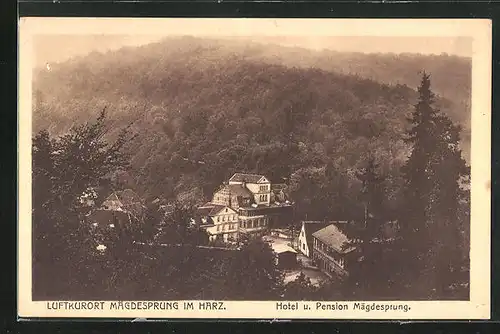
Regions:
[[227, 184, 254, 198], [229, 173, 269, 184], [312, 224, 354, 254], [302, 221, 332, 239], [208, 205, 237, 216], [271, 243, 298, 254], [197, 206, 214, 217], [302, 221, 331, 252], [101, 189, 145, 220]]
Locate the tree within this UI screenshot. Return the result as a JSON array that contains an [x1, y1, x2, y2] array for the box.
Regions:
[[339, 156, 392, 299], [427, 114, 470, 297], [155, 201, 207, 246], [397, 72, 441, 293], [32, 108, 133, 299], [398, 72, 470, 298], [283, 272, 317, 300], [218, 238, 285, 300]]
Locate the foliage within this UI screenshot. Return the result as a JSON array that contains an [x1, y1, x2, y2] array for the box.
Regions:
[[154, 201, 209, 246], [397, 73, 470, 299], [31, 38, 471, 301], [283, 272, 318, 300], [212, 238, 285, 300], [337, 156, 396, 299], [32, 109, 134, 299], [32, 38, 470, 223]]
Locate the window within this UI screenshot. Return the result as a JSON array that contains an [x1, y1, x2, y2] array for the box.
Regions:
[[217, 217, 220, 222], [222, 216, 226, 222], [260, 185, 268, 191], [302, 243, 305, 250]]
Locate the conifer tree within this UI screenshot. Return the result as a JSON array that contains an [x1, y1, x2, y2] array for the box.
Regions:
[[427, 114, 470, 297], [399, 72, 470, 298], [398, 72, 440, 288]]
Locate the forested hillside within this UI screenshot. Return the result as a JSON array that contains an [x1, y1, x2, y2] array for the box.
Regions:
[[32, 36, 471, 220]]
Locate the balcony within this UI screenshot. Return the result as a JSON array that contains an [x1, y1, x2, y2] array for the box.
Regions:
[[313, 246, 348, 277]]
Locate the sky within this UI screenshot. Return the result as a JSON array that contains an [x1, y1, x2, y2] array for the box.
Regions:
[[33, 34, 472, 68]]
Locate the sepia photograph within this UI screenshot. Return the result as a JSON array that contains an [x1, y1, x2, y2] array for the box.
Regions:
[[18, 18, 491, 319]]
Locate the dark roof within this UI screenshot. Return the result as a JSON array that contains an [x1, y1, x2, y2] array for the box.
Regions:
[[226, 184, 254, 198], [101, 192, 144, 220], [197, 206, 214, 217], [229, 173, 267, 183], [198, 204, 237, 217], [312, 224, 354, 254], [208, 205, 235, 216]]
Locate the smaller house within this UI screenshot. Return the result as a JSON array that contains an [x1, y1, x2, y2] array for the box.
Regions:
[[311, 224, 357, 278], [87, 189, 145, 230], [271, 243, 298, 269], [101, 189, 145, 221], [297, 221, 332, 258]]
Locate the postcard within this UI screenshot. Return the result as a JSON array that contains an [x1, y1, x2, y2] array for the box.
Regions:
[[18, 18, 491, 319]]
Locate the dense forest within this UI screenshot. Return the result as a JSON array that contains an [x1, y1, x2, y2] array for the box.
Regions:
[[31, 36, 471, 301], [32, 36, 471, 222]]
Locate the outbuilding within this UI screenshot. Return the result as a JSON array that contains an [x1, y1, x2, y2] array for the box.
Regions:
[[271, 243, 298, 269]]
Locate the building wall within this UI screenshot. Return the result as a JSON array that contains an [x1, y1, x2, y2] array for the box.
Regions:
[[212, 207, 238, 225], [202, 176, 292, 242], [298, 224, 310, 257], [277, 251, 297, 269], [212, 188, 231, 207], [239, 215, 268, 235], [205, 207, 239, 242], [312, 237, 348, 277], [245, 182, 271, 206]]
